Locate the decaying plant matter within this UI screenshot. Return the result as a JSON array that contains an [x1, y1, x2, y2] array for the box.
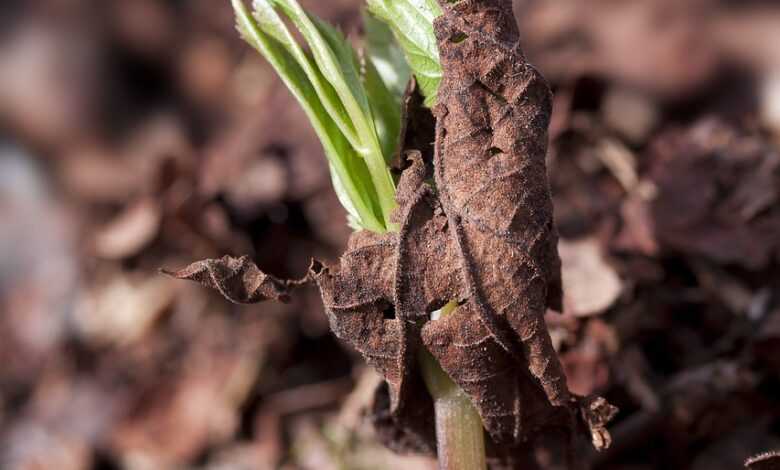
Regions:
[[745, 451, 780, 470], [167, 0, 616, 466]]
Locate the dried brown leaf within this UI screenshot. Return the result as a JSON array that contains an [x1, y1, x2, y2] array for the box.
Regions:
[[746, 451, 780, 470], [423, 0, 574, 445], [162, 255, 306, 304]]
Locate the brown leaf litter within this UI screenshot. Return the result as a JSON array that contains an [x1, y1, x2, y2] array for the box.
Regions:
[[646, 117, 780, 270], [166, 0, 616, 466]]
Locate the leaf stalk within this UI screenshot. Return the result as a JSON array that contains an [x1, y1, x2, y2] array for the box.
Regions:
[[419, 301, 487, 470]]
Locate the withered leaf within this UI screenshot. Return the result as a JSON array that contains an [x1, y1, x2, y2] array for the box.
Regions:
[[167, 0, 615, 465], [162, 255, 305, 304], [746, 451, 780, 470]]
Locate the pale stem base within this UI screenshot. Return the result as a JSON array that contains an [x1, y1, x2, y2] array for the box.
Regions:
[[419, 301, 487, 470]]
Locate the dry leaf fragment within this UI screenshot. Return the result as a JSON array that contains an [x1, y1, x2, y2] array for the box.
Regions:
[[746, 451, 780, 470], [578, 396, 619, 451], [162, 255, 306, 304]]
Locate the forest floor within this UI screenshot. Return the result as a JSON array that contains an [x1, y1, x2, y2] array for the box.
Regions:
[[1, 1, 780, 469]]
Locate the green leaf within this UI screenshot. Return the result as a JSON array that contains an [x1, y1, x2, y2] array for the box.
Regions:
[[366, 0, 442, 107], [270, 0, 371, 132], [363, 10, 412, 101], [232, 0, 384, 232], [269, 0, 398, 226], [251, 0, 360, 150], [362, 10, 409, 162]]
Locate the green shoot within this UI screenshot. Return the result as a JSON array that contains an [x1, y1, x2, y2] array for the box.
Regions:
[[232, 0, 398, 232], [362, 11, 412, 102]]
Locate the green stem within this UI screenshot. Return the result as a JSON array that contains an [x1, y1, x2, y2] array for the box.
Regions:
[[418, 301, 487, 470]]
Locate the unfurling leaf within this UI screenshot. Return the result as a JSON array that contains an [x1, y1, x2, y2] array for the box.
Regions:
[[232, 0, 399, 232]]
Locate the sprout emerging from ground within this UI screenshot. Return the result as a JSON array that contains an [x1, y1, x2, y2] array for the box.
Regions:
[[166, 1, 617, 468]]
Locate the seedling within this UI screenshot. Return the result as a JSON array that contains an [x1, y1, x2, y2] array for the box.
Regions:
[[167, 1, 617, 468]]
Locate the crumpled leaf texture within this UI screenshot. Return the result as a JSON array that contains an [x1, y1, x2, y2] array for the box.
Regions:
[[162, 255, 303, 304], [167, 0, 616, 465]]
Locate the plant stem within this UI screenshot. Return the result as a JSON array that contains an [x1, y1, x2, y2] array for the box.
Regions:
[[419, 301, 487, 470]]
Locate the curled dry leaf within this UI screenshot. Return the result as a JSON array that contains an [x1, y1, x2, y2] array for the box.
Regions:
[[162, 255, 309, 304], [746, 451, 780, 470], [166, 0, 616, 464]]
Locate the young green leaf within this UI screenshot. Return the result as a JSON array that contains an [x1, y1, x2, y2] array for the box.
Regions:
[[251, 0, 360, 149], [270, 0, 371, 128], [232, 0, 385, 232], [362, 11, 409, 162], [269, 0, 398, 227], [363, 11, 412, 101], [366, 0, 442, 106], [362, 53, 403, 164]]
